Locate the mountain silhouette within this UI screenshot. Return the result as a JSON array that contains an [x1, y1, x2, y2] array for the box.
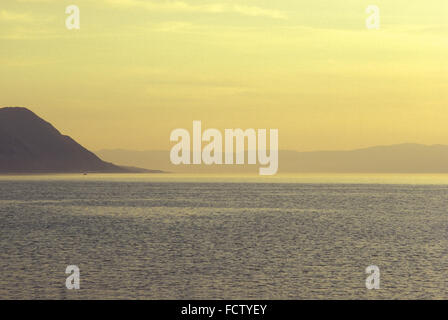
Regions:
[[0, 107, 159, 173], [279, 144, 448, 173], [97, 144, 448, 174]]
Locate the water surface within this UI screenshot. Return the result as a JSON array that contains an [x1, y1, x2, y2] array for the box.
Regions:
[[0, 174, 447, 299]]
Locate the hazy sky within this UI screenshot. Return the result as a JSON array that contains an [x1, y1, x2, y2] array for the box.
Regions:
[[1, 0, 447, 151]]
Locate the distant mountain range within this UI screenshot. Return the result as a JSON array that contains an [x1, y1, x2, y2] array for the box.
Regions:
[[97, 144, 448, 174], [0, 107, 162, 173], [3, 106, 447, 174]]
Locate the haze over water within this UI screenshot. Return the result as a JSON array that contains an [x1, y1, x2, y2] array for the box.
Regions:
[[1, 174, 447, 299]]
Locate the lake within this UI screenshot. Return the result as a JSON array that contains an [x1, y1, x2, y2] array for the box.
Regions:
[[0, 174, 447, 299]]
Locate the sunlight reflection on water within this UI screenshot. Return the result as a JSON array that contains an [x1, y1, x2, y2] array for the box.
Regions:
[[0, 176, 447, 299]]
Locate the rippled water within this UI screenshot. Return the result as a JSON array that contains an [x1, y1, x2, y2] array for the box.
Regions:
[[0, 175, 447, 299]]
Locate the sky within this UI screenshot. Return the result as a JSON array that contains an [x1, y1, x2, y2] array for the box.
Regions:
[[0, 0, 447, 151]]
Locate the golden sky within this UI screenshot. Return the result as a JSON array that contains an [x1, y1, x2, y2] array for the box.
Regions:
[[0, 0, 447, 151]]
